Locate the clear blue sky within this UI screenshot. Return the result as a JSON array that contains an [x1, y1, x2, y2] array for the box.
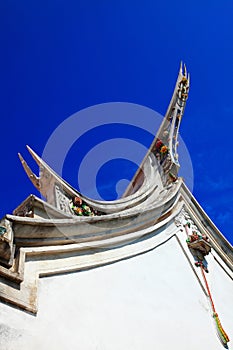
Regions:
[[1, 1, 233, 244]]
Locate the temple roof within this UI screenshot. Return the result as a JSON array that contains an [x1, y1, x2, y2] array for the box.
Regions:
[[0, 64, 232, 318]]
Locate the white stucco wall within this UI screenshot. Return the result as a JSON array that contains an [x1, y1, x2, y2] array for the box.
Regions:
[[0, 236, 232, 350]]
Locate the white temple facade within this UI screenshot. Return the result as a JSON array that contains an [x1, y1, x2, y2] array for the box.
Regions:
[[0, 64, 232, 350]]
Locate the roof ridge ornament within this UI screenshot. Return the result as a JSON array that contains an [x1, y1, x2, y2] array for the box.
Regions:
[[18, 145, 82, 206], [123, 63, 190, 196], [152, 62, 190, 185]]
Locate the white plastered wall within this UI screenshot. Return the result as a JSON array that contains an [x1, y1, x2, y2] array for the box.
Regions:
[[0, 234, 232, 350]]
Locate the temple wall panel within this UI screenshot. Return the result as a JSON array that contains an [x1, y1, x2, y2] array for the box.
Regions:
[[0, 234, 232, 350]]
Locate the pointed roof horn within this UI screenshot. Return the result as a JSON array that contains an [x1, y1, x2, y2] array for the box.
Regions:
[[18, 153, 40, 190]]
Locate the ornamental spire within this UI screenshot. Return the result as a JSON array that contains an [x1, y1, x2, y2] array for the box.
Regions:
[[123, 63, 190, 197], [18, 145, 80, 205], [151, 62, 190, 184]]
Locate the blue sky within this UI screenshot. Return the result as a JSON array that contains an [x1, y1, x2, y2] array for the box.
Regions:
[[1, 1, 233, 244]]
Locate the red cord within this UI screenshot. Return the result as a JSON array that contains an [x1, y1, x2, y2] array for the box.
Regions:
[[200, 264, 216, 313]]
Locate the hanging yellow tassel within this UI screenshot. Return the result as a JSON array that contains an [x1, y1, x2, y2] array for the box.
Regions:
[[213, 312, 230, 345], [199, 264, 230, 346]]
